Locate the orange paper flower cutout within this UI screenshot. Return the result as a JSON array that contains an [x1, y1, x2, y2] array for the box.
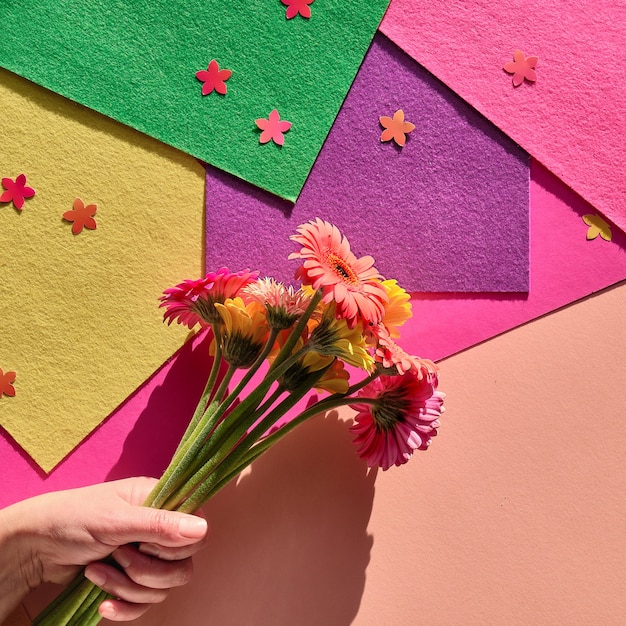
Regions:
[[379, 109, 415, 147], [0, 369, 16, 397], [503, 50, 538, 87], [0, 173, 35, 211], [63, 198, 98, 234], [582, 214, 612, 241]]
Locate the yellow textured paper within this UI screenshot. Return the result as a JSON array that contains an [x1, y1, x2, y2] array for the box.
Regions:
[[0, 70, 204, 472]]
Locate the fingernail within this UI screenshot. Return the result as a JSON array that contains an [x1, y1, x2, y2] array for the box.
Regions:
[[179, 516, 207, 538], [85, 566, 106, 587], [138, 542, 160, 557], [112, 547, 131, 568], [99, 601, 117, 620]]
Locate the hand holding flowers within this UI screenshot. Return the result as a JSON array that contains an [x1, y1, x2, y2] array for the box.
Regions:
[[33, 219, 444, 624]]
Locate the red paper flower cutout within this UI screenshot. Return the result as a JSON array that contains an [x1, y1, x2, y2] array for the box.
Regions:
[[379, 109, 415, 147], [63, 198, 98, 234], [0, 173, 35, 211], [255, 109, 292, 146], [0, 369, 16, 397], [503, 50, 538, 87], [281, 0, 314, 19], [196, 60, 232, 95]]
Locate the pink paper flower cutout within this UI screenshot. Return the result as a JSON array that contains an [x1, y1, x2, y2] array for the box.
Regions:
[[63, 198, 98, 234], [281, 0, 314, 19], [0, 173, 35, 211], [255, 109, 292, 146], [196, 60, 232, 95], [503, 50, 538, 87], [0, 369, 16, 398]]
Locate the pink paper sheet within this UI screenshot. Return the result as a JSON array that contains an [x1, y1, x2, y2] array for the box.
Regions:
[[1, 160, 625, 507], [380, 1, 626, 233]]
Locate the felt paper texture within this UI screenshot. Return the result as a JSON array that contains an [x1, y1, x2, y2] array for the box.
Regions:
[[0, 0, 389, 202], [1, 158, 623, 508], [379, 0, 626, 233], [0, 70, 204, 472], [206, 34, 530, 293], [402, 160, 626, 361]]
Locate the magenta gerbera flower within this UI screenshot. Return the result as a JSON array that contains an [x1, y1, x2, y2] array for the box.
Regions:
[[160, 268, 259, 328], [289, 218, 388, 328], [350, 372, 444, 471]]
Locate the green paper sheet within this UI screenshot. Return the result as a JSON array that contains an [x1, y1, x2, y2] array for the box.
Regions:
[[0, 0, 389, 201]]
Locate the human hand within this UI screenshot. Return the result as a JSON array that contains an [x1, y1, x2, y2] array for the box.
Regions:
[[0, 477, 209, 622]]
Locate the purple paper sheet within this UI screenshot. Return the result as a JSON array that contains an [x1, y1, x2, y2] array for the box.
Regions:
[[205, 33, 529, 293]]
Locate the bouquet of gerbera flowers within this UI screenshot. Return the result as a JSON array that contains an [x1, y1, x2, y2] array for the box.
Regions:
[[33, 218, 445, 625]]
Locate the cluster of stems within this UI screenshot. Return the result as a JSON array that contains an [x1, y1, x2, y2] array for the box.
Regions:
[[33, 289, 381, 625]]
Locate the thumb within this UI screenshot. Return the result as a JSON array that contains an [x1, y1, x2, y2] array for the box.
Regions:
[[103, 507, 208, 548]]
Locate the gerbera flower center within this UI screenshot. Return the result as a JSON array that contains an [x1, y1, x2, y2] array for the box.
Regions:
[[325, 251, 359, 284], [371, 390, 411, 432]]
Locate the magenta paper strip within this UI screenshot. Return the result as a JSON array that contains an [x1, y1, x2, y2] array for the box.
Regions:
[[2, 160, 625, 507], [205, 33, 530, 294], [380, 0, 626, 234]]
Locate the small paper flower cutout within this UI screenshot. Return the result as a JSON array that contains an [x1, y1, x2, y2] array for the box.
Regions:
[[281, 0, 314, 19], [582, 214, 612, 241], [0, 173, 35, 211], [503, 50, 538, 87], [63, 198, 98, 234], [255, 109, 292, 146], [0, 369, 16, 397], [379, 109, 415, 147], [196, 60, 232, 95]]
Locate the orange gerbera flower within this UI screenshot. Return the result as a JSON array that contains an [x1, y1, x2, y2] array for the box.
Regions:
[[373, 324, 438, 382], [289, 218, 388, 328]]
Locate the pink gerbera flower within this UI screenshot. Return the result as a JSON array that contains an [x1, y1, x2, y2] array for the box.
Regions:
[[160, 268, 258, 328], [350, 373, 445, 471], [289, 218, 388, 328]]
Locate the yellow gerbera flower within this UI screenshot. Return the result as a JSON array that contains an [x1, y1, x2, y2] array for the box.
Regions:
[[381, 279, 412, 338], [214, 297, 270, 368], [307, 303, 374, 372]]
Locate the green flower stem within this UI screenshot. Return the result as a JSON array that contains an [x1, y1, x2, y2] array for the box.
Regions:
[[159, 325, 282, 503], [66, 585, 106, 626], [159, 346, 311, 510], [163, 320, 311, 507], [191, 345, 309, 464], [232, 393, 363, 474], [173, 368, 327, 512], [82, 589, 110, 626], [31, 577, 98, 625], [344, 369, 380, 396], [144, 397, 223, 508], [176, 328, 223, 451]]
